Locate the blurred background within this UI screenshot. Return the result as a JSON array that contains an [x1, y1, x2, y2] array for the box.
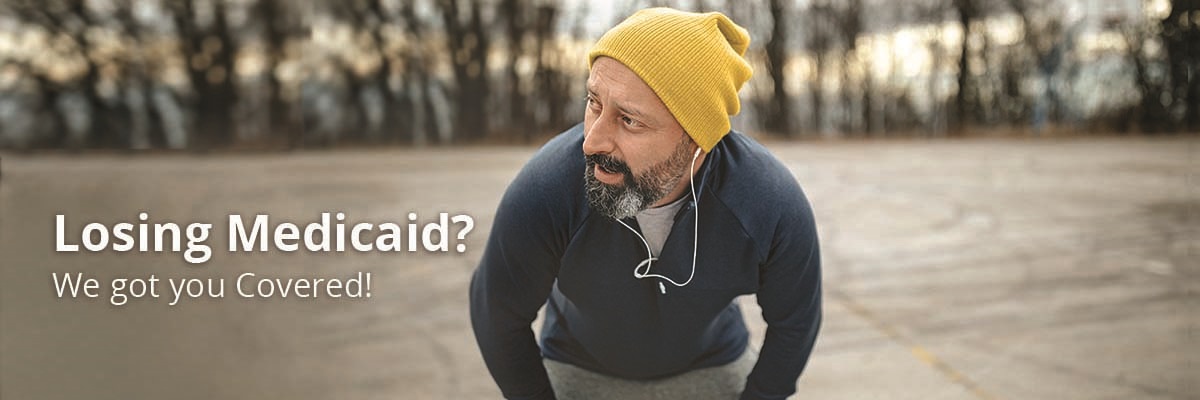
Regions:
[[0, 1, 1196, 400], [0, 0, 1196, 149]]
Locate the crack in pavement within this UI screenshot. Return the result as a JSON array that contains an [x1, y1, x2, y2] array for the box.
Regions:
[[828, 288, 1002, 400]]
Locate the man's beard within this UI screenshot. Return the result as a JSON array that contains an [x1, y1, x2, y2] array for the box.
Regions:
[[584, 138, 694, 220]]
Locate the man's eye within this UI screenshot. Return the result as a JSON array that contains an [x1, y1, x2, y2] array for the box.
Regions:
[[621, 116, 637, 127]]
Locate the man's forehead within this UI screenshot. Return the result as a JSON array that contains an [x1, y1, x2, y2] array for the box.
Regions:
[[587, 58, 645, 91], [587, 57, 669, 121]]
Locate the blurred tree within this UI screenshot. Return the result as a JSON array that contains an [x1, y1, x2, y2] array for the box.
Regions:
[[171, 0, 238, 147], [7, 0, 104, 148], [531, 3, 572, 136], [953, 0, 980, 133], [1119, 15, 1170, 133], [252, 0, 300, 142], [112, 1, 153, 148], [806, 1, 837, 136], [326, 0, 396, 143], [833, 0, 863, 135], [398, 1, 449, 145], [1, 0, 1193, 150], [918, 2, 952, 137], [436, 0, 491, 141], [763, 0, 793, 136], [1116, 0, 1199, 134], [1161, 0, 1200, 131], [1008, 0, 1072, 133], [499, 0, 530, 137]]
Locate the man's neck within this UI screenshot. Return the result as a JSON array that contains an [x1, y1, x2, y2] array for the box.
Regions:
[[649, 151, 706, 208]]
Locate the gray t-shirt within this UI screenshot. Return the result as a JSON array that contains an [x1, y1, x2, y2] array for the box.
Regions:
[[634, 195, 688, 257]]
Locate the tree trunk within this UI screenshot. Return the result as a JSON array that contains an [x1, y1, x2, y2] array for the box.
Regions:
[[765, 0, 792, 136], [953, 0, 976, 134]]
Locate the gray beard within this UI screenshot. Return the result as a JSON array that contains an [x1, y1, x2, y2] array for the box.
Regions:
[[584, 139, 693, 220]]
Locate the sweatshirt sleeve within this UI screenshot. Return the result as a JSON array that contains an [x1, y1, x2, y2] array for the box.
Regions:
[[740, 196, 823, 400], [469, 147, 573, 400]]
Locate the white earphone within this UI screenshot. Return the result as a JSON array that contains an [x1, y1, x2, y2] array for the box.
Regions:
[[617, 147, 702, 294]]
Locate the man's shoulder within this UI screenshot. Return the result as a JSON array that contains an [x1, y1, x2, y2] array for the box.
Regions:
[[709, 132, 815, 242], [712, 132, 809, 209], [498, 124, 586, 215], [517, 123, 586, 189], [526, 123, 586, 175]]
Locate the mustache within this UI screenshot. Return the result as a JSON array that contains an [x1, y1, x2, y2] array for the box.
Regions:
[[585, 153, 632, 177]]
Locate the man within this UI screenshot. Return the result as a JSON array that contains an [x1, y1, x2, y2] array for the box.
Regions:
[[470, 8, 821, 400]]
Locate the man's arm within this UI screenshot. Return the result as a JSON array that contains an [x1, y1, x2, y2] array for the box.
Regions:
[[469, 151, 572, 400], [740, 199, 823, 400]]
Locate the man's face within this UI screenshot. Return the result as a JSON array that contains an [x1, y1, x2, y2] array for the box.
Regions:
[[583, 57, 698, 220]]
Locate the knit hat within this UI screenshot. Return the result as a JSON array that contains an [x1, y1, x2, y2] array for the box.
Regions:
[[588, 8, 753, 152]]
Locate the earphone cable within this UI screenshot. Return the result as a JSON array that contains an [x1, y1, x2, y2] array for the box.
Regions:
[[616, 147, 701, 291]]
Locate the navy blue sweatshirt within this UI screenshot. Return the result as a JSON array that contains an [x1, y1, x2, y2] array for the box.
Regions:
[[470, 124, 822, 400]]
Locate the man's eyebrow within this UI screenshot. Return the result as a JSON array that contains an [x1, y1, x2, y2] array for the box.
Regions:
[[616, 103, 649, 121], [585, 82, 653, 123]]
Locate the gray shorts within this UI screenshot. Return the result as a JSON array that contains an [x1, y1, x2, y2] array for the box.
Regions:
[[543, 348, 757, 400]]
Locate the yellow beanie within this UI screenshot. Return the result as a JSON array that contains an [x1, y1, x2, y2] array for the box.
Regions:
[[588, 8, 753, 152]]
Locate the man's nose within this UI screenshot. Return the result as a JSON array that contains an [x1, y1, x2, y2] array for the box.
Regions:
[[582, 114, 616, 155]]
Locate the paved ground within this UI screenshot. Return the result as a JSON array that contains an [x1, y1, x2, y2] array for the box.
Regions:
[[1, 136, 1196, 400]]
